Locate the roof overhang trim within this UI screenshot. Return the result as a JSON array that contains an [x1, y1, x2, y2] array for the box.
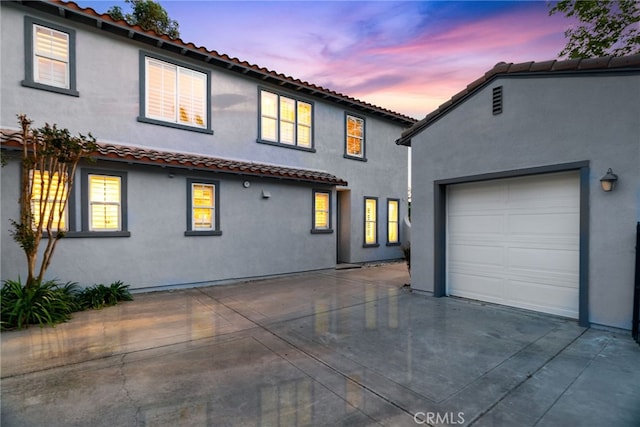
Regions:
[[0, 136, 347, 187], [15, 0, 417, 127]]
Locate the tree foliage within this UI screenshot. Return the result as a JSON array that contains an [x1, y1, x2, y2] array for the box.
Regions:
[[10, 115, 96, 288], [549, 0, 640, 58], [108, 0, 180, 39]]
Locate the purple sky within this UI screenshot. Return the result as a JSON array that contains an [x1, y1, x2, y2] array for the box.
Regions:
[[76, 1, 575, 119]]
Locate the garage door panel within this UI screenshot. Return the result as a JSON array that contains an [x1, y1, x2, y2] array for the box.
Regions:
[[448, 183, 505, 210], [506, 280, 579, 318], [448, 214, 504, 236], [508, 212, 579, 237], [507, 173, 580, 207], [449, 244, 504, 267], [447, 172, 580, 319], [508, 247, 579, 275], [449, 273, 505, 302]]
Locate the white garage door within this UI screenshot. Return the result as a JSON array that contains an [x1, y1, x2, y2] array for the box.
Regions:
[[447, 172, 580, 318]]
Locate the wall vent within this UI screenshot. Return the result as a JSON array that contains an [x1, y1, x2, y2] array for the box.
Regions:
[[492, 86, 503, 115]]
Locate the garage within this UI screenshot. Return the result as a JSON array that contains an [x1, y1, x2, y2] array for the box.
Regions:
[[446, 171, 580, 318]]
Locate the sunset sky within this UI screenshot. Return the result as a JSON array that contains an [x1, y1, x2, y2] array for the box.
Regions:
[[76, 1, 576, 119]]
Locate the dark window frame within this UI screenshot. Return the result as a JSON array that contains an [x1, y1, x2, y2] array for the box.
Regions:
[[363, 196, 379, 248], [311, 189, 333, 234], [75, 169, 130, 237], [386, 198, 401, 246], [257, 87, 316, 152], [344, 113, 367, 162], [22, 16, 79, 97], [185, 178, 222, 236], [138, 51, 213, 134]]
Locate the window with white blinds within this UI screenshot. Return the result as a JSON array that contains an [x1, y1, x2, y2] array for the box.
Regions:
[[191, 183, 215, 231], [145, 57, 207, 128], [30, 170, 68, 231], [313, 190, 331, 232], [88, 174, 121, 231], [33, 24, 70, 89], [186, 178, 220, 235], [364, 197, 378, 246], [387, 199, 400, 244]]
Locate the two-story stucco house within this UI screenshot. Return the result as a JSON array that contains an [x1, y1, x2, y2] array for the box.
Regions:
[[397, 55, 640, 330], [0, 0, 416, 291]]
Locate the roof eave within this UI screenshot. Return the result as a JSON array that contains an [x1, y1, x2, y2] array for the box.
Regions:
[[15, 0, 417, 127], [398, 54, 640, 145]]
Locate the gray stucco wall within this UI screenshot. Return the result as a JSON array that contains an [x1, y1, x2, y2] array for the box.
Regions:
[[1, 158, 338, 289], [410, 72, 640, 330], [1, 3, 410, 288]]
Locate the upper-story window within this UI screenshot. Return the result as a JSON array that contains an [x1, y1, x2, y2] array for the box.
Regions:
[[345, 114, 366, 161], [138, 52, 212, 134], [22, 17, 78, 96], [259, 89, 314, 151]]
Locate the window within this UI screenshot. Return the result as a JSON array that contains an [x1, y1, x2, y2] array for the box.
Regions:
[[312, 190, 332, 233], [139, 53, 212, 134], [88, 175, 121, 231], [30, 170, 68, 231], [364, 197, 378, 247], [345, 114, 366, 160], [387, 199, 400, 245], [22, 17, 77, 96], [259, 89, 314, 151], [80, 170, 129, 236], [186, 179, 221, 236]]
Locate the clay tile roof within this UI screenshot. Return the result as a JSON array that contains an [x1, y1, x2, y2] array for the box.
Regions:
[[0, 131, 348, 186], [24, 0, 415, 126], [396, 53, 640, 146]]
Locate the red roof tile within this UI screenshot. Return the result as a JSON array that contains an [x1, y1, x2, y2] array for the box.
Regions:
[[0, 131, 348, 186], [396, 54, 640, 146]]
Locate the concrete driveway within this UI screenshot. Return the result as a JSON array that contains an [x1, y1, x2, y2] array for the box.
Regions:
[[2, 262, 639, 426]]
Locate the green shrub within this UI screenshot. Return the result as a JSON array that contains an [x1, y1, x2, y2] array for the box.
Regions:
[[1, 279, 77, 330], [1, 279, 133, 330], [76, 281, 133, 310]]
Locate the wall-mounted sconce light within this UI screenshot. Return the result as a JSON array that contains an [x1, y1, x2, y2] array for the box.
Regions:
[[242, 180, 251, 188], [600, 168, 618, 192], [261, 190, 271, 199]]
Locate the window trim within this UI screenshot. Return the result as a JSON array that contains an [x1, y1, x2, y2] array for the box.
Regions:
[[257, 87, 316, 152], [363, 196, 379, 247], [386, 198, 401, 246], [311, 189, 333, 234], [79, 169, 130, 237], [185, 178, 221, 236], [138, 51, 213, 134], [22, 16, 78, 96], [344, 113, 367, 161]]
